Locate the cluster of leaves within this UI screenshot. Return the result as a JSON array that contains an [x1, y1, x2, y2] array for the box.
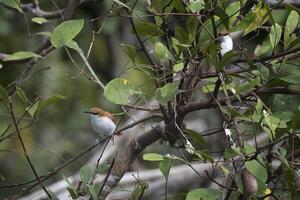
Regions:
[[1, 0, 300, 199], [65, 163, 110, 199]]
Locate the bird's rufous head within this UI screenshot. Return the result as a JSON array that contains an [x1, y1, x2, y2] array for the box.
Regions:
[[84, 107, 114, 119]]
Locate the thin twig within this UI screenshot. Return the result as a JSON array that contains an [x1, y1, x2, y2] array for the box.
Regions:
[[8, 98, 52, 199]]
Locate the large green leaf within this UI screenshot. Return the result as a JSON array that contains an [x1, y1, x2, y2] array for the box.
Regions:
[[104, 78, 138, 105], [0, 0, 21, 12], [225, 1, 240, 31], [254, 39, 272, 57], [88, 183, 101, 200], [245, 158, 267, 182], [284, 10, 299, 49], [269, 23, 282, 49], [51, 19, 84, 48], [280, 75, 300, 84], [231, 12, 256, 33], [80, 165, 93, 184], [154, 42, 174, 62], [159, 158, 173, 178], [186, 188, 221, 200], [188, 0, 204, 13], [184, 129, 205, 146], [134, 21, 164, 37], [244, 6, 268, 35], [3, 51, 42, 61], [155, 81, 179, 104]]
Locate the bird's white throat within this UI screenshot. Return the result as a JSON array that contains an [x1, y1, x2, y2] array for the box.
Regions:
[[220, 35, 233, 56], [90, 115, 116, 137]]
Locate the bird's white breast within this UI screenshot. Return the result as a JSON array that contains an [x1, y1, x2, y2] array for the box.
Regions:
[[90, 115, 116, 137], [220, 35, 233, 56]]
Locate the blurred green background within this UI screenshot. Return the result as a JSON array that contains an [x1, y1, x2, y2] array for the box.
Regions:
[[0, 0, 136, 197]]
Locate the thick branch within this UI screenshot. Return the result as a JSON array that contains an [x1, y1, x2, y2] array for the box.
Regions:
[[99, 123, 165, 198], [21, 3, 63, 18], [180, 86, 300, 115]]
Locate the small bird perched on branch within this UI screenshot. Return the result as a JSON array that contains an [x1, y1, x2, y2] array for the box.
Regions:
[[85, 107, 121, 139], [219, 30, 233, 56]]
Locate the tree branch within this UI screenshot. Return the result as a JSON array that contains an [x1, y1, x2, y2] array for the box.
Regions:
[[21, 3, 63, 18], [99, 123, 165, 198], [180, 86, 300, 115]]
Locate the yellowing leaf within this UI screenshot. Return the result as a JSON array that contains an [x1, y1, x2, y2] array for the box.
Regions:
[[244, 6, 268, 35]]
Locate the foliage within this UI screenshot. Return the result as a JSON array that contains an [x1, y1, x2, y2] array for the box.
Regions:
[[1, 0, 300, 199]]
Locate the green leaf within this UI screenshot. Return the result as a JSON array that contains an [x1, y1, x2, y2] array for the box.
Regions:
[[159, 158, 173, 178], [134, 21, 163, 37], [269, 23, 282, 49], [155, 81, 179, 104], [95, 162, 110, 174], [236, 77, 260, 94], [231, 12, 256, 33], [0, 84, 8, 108], [31, 17, 48, 24], [154, 42, 174, 62], [245, 158, 267, 182], [284, 10, 299, 49], [254, 39, 272, 57], [186, 188, 221, 200], [66, 187, 77, 199], [225, 1, 241, 31], [113, 0, 130, 9], [173, 62, 184, 72], [16, 87, 31, 104], [88, 183, 101, 200], [220, 50, 236, 67], [104, 78, 138, 105], [34, 31, 52, 37], [80, 165, 93, 184], [0, 0, 21, 12], [188, 0, 204, 13], [26, 101, 40, 117], [65, 40, 83, 53], [257, 63, 270, 81], [244, 6, 268, 35], [130, 182, 148, 200], [280, 75, 300, 84], [224, 148, 238, 160], [63, 175, 78, 199], [37, 94, 66, 115], [143, 153, 164, 161], [184, 129, 205, 146], [51, 19, 84, 48], [3, 51, 42, 61], [122, 44, 136, 64]]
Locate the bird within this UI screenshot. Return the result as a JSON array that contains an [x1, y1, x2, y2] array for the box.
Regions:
[[219, 32, 233, 56], [85, 107, 121, 139]]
